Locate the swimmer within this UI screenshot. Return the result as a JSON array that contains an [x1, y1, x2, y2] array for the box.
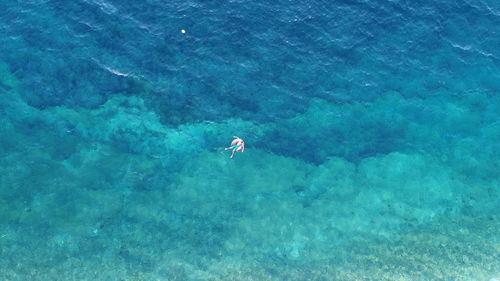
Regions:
[[225, 136, 245, 159]]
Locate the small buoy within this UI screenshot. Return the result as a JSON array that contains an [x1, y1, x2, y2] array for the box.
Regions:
[[181, 29, 186, 34]]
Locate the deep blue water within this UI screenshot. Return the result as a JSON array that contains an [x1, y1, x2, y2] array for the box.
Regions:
[[0, 0, 499, 280]]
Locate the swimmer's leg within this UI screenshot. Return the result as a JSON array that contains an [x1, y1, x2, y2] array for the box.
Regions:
[[230, 149, 236, 158]]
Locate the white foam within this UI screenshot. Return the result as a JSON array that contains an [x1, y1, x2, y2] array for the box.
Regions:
[[102, 65, 130, 77], [92, 58, 135, 78]]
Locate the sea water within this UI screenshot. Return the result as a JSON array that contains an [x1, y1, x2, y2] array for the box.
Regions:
[[0, 0, 499, 280]]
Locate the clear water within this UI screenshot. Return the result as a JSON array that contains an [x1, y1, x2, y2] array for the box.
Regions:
[[0, 0, 499, 280]]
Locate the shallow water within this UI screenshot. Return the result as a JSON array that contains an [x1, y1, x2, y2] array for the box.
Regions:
[[0, 0, 499, 280]]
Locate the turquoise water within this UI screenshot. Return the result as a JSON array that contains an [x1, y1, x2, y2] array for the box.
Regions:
[[1, 0, 499, 279]]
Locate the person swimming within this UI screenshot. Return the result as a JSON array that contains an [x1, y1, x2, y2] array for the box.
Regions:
[[225, 136, 245, 158]]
